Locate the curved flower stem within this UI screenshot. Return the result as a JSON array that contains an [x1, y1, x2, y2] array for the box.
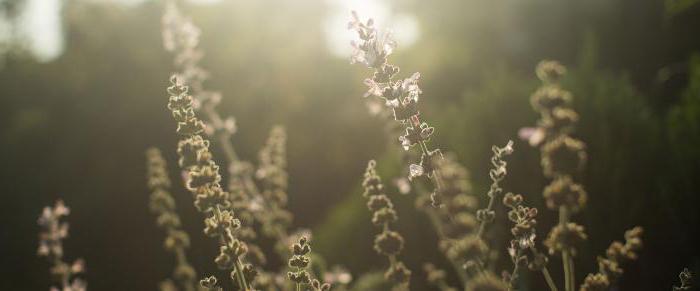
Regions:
[[508, 249, 523, 290]]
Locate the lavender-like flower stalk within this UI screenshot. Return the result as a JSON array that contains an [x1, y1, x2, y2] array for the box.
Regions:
[[37, 200, 86, 291]]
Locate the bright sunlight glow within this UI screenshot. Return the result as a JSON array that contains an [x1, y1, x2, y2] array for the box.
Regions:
[[323, 0, 420, 58]]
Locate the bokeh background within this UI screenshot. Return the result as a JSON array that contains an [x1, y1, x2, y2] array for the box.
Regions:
[[1, 0, 700, 290]]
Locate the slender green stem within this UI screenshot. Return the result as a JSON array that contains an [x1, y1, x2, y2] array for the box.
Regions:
[[234, 258, 250, 291], [529, 246, 559, 291], [476, 189, 497, 239], [508, 249, 523, 290], [563, 251, 573, 291], [559, 206, 574, 291], [541, 266, 559, 291], [568, 253, 576, 291]]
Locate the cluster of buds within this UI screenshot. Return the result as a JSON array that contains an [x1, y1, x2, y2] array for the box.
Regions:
[[672, 268, 693, 291], [521, 60, 587, 214], [522, 61, 642, 291], [501, 192, 552, 289], [349, 11, 443, 207], [162, 1, 245, 208], [476, 141, 514, 231], [503, 193, 548, 269], [543, 176, 587, 213], [522, 61, 588, 276], [37, 200, 87, 291], [146, 147, 199, 291], [162, 2, 217, 112], [163, 1, 276, 272], [579, 227, 643, 291], [167, 76, 255, 290], [543, 223, 588, 256], [362, 160, 412, 288], [286, 237, 331, 291]]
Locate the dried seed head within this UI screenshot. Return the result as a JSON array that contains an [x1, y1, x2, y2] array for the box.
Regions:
[[543, 176, 587, 212], [580, 273, 610, 291], [372, 207, 398, 226], [541, 136, 587, 178], [544, 222, 587, 255], [385, 262, 411, 285], [536, 60, 567, 83], [374, 230, 405, 256]]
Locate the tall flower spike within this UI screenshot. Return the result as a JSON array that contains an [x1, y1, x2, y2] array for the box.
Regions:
[[257, 126, 293, 248], [37, 200, 87, 291], [502, 192, 558, 291], [525, 61, 588, 291], [146, 147, 199, 291], [362, 160, 412, 288], [349, 11, 444, 207], [162, 1, 264, 234], [579, 227, 643, 291], [166, 76, 254, 291], [349, 13, 484, 286], [163, 3, 290, 270], [476, 141, 514, 238], [286, 236, 331, 291], [524, 61, 642, 291]]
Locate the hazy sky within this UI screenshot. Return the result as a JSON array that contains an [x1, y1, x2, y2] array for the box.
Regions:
[[10, 0, 419, 62]]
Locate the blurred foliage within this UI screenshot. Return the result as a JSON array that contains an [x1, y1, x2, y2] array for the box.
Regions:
[[665, 0, 700, 17], [0, 0, 699, 290]]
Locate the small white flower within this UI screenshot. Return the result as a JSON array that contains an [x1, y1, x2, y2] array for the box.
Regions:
[[408, 163, 424, 180]]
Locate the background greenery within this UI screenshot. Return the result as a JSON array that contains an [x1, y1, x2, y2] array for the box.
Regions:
[[1, 0, 699, 290]]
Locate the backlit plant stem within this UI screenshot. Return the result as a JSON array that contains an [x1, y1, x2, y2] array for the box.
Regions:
[[559, 207, 574, 291], [530, 246, 559, 291]]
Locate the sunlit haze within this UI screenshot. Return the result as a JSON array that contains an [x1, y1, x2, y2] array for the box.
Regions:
[[323, 0, 420, 57]]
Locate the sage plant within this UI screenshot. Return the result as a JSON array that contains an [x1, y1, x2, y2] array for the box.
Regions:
[[348, 12, 516, 289], [162, 0, 254, 220], [167, 76, 255, 291], [146, 147, 199, 291], [162, 2, 294, 263], [362, 160, 412, 289], [348, 11, 442, 207], [501, 191, 557, 291], [522, 60, 643, 291], [257, 126, 294, 253], [286, 236, 331, 291], [37, 200, 86, 291], [579, 227, 642, 291], [521, 60, 590, 291]]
